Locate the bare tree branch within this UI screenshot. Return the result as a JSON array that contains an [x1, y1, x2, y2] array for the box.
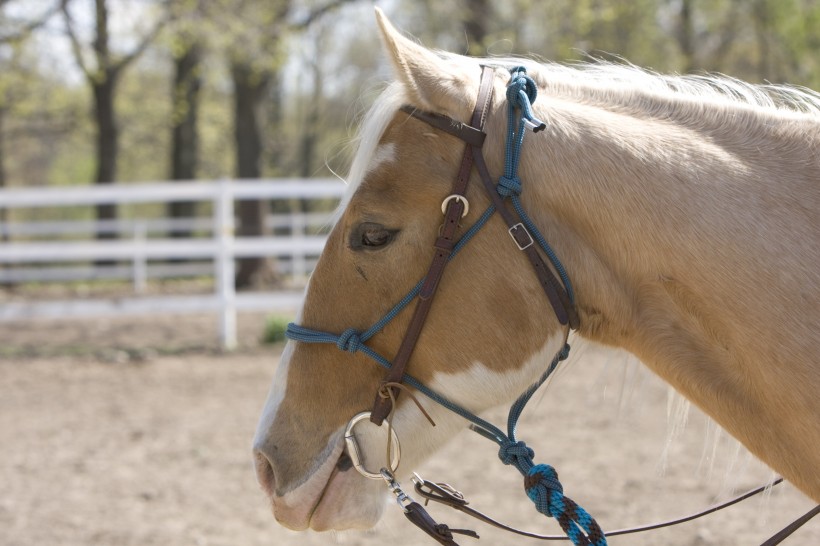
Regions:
[[112, 10, 171, 75], [60, 0, 91, 79], [291, 0, 360, 31], [0, 0, 61, 43], [60, 0, 172, 81]]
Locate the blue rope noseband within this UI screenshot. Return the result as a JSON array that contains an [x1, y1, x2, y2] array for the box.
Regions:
[[285, 67, 605, 546]]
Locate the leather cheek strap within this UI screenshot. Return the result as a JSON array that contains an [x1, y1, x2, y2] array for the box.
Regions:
[[472, 149, 578, 329], [369, 65, 497, 426]]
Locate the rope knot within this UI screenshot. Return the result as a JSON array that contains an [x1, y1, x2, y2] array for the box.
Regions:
[[507, 66, 538, 106], [506, 67, 547, 133], [524, 464, 564, 517], [498, 440, 535, 466], [336, 328, 362, 353], [497, 175, 522, 197]]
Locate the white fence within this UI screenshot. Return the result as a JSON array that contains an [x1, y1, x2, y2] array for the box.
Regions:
[[0, 178, 347, 349]]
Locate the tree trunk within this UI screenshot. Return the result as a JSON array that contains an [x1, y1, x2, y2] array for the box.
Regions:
[[676, 0, 696, 73], [462, 0, 491, 55], [92, 70, 118, 239], [266, 69, 284, 174], [232, 61, 272, 288], [753, 0, 775, 81], [0, 106, 7, 243], [168, 41, 202, 238], [62, 0, 166, 252], [290, 57, 322, 225], [298, 60, 320, 180]]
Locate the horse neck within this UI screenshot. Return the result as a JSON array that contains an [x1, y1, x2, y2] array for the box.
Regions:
[[511, 92, 816, 346], [505, 93, 808, 385], [500, 90, 820, 497]]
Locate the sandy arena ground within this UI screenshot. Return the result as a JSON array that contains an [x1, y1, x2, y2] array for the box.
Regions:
[[0, 313, 817, 546]]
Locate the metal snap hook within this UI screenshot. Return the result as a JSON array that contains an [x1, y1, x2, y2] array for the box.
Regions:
[[343, 412, 401, 480], [381, 468, 414, 511]]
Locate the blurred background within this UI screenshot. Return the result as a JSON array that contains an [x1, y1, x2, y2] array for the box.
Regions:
[[1, 0, 819, 353], [2, 0, 819, 193], [1, 1, 819, 545]]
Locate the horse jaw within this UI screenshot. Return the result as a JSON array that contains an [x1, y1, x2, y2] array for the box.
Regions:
[[253, 338, 382, 531], [254, 332, 565, 531], [252, 353, 468, 531]]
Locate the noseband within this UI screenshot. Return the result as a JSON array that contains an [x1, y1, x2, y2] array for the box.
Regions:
[[285, 66, 818, 545]]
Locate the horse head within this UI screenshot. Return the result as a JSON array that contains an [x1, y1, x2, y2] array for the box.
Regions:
[[252, 10, 571, 531]]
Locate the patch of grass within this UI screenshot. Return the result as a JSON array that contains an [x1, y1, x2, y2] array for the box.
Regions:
[[262, 315, 292, 344]]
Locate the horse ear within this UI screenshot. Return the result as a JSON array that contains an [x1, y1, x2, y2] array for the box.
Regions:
[[375, 7, 481, 118]]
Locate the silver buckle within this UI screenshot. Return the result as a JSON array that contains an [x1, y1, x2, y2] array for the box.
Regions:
[[508, 223, 534, 250], [440, 194, 470, 217]]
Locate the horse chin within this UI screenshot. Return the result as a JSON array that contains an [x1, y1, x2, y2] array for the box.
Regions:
[[263, 439, 345, 531], [309, 463, 386, 531], [262, 439, 386, 532]]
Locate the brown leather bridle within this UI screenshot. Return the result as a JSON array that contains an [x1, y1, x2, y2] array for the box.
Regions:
[[369, 65, 578, 426]]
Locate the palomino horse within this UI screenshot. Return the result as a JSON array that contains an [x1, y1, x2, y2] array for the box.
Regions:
[[254, 7, 820, 540]]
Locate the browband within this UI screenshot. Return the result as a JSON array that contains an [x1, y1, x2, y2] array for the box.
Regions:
[[398, 106, 486, 147]]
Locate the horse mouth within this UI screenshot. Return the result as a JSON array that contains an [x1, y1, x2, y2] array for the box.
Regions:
[[307, 449, 385, 532], [306, 454, 347, 526], [255, 428, 385, 532], [255, 437, 346, 531]]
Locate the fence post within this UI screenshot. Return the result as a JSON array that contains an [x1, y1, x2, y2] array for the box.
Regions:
[[291, 212, 307, 280], [132, 221, 147, 294], [214, 179, 237, 350]]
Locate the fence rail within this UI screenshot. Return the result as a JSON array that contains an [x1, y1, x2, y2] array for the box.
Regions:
[[0, 179, 345, 207], [0, 212, 333, 238], [0, 178, 347, 349]]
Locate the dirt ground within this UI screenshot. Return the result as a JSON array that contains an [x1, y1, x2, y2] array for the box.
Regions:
[[0, 313, 817, 546]]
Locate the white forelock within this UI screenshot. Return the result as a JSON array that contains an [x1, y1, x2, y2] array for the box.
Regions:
[[332, 82, 407, 224]]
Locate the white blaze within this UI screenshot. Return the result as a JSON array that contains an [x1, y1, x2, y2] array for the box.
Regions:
[[254, 338, 294, 447], [364, 143, 396, 178], [254, 282, 310, 448]]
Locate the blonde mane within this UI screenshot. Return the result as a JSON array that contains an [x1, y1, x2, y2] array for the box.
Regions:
[[505, 59, 820, 115], [341, 57, 819, 207]]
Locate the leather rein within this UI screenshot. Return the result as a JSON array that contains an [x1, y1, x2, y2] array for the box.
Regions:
[[414, 474, 819, 544]]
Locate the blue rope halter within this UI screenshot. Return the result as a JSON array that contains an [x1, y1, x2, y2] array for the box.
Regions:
[[285, 67, 605, 546]]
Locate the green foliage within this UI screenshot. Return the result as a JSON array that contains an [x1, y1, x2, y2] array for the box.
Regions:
[[117, 66, 172, 183], [48, 148, 96, 188], [1, 0, 819, 201], [262, 314, 292, 344]]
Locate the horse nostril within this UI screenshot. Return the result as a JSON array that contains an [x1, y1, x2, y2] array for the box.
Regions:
[[253, 449, 276, 498]]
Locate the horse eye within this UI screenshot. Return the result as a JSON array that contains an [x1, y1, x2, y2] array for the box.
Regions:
[[362, 227, 390, 246], [351, 223, 396, 250]]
